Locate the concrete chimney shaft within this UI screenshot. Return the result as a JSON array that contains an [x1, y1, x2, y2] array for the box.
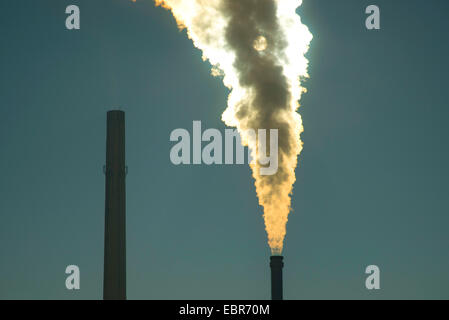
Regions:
[[270, 256, 283, 300], [103, 110, 126, 300]]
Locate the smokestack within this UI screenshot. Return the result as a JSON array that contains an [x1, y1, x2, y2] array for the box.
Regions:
[[270, 256, 284, 300], [103, 110, 126, 300]]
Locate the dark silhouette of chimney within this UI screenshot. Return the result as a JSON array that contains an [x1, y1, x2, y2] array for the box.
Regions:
[[270, 256, 283, 300], [103, 110, 126, 300]]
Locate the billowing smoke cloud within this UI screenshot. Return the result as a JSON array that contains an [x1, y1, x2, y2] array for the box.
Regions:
[[153, 0, 312, 255]]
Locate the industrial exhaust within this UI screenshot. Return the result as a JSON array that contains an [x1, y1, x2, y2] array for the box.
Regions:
[[270, 256, 284, 300], [151, 4, 311, 301], [103, 110, 127, 300]]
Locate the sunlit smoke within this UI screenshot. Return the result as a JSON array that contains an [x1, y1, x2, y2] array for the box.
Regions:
[[253, 36, 268, 52], [153, 0, 312, 255]]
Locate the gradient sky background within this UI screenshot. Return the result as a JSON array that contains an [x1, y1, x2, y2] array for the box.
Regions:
[[1, 0, 448, 299]]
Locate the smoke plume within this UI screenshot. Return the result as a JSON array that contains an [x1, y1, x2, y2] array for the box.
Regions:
[[154, 0, 312, 255]]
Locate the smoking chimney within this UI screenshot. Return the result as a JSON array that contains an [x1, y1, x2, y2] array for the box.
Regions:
[[270, 256, 284, 300], [103, 110, 126, 300]]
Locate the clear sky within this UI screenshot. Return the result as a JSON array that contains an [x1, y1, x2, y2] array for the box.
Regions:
[[0, 0, 448, 299]]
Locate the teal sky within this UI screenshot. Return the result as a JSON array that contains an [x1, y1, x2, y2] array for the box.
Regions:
[[1, 0, 448, 299]]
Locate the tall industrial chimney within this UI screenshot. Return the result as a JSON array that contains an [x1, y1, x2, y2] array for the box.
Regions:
[[103, 110, 126, 300], [270, 256, 284, 300]]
